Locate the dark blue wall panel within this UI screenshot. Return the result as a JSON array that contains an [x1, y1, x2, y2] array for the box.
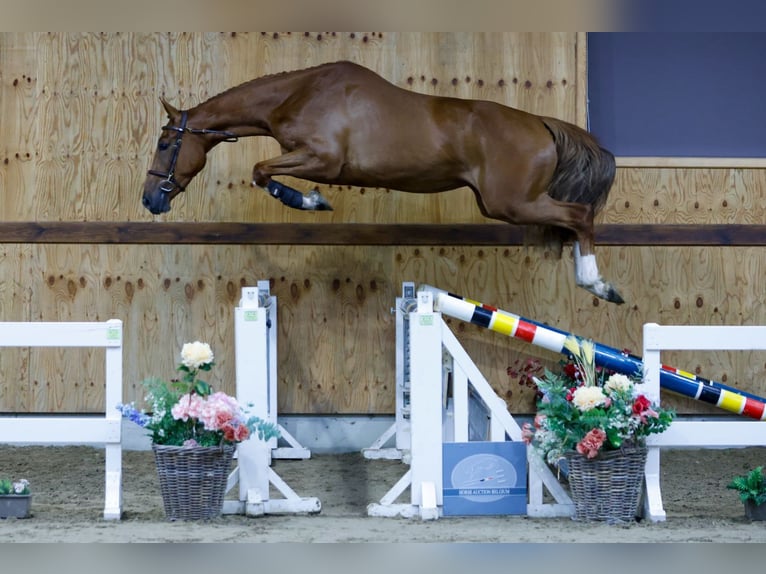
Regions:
[[587, 33, 766, 157]]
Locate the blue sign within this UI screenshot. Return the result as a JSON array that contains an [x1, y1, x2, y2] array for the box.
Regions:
[[442, 441, 527, 516]]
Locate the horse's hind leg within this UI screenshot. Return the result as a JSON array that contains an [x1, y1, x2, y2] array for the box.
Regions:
[[540, 200, 623, 304], [477, 184, 623, 304], [251, 149, 334, 211], [546, 201, 623, 304], [573, 238, 624, 305]]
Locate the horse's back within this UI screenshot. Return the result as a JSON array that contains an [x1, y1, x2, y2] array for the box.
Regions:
[[272, 61, 560, 191]]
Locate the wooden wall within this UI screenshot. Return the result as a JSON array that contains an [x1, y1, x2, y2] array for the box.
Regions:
[[0, 32, 763, 417]]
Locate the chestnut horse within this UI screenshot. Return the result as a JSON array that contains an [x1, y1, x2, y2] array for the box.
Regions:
[[142, 60, 622, 304]]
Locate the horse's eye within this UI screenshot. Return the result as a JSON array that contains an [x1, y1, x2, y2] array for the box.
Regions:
[[158, 142, 170, 151]]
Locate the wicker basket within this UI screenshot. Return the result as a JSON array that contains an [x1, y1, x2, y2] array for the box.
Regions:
[[152, 444, 235, 521], [564, 446, 647, 522]]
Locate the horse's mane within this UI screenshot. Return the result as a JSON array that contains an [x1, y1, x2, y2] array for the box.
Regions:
[[197, 61, 343, 108]]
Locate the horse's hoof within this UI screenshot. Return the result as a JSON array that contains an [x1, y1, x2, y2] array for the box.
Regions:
[[581, 281, 625, 305], [607, 287, 625, 305], [305, 189, 333, 211]]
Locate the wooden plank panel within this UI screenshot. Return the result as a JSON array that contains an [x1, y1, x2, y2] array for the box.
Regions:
[[605, 168, 766, 225], [0, 32, 39, 221], [0, 242, 765, 415], [0, 243, 34, 412]]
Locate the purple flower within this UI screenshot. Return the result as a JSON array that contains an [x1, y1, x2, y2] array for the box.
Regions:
[[116, 403, 150, 427]]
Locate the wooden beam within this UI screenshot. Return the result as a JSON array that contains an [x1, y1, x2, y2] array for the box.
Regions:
[[596, 224, 766, 246], [0, 222, 765, 246]]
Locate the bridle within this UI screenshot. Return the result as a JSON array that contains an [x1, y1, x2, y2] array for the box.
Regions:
[[147, 110, 239, 194]]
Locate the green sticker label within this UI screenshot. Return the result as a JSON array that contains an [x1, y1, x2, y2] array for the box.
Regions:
[[106, 327, 121, 341], [244, 310, 259, 322], [419, 315, 434, 326]]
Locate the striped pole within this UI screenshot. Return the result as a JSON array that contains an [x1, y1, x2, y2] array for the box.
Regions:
[[419, 284, 766, 421]]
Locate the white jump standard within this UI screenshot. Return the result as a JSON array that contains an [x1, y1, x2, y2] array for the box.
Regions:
[[223, 282, 320, 516], [366, 284, 573, 519]]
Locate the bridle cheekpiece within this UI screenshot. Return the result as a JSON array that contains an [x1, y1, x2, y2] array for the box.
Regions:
[[147, 110, 239, 194]]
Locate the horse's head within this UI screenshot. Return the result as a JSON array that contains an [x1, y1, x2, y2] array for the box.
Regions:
[[142, 98, 210, 214]]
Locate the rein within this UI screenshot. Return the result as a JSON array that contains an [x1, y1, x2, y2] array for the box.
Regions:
[[147, 111, 239, 194]]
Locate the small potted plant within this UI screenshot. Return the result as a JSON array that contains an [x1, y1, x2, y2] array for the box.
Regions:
[[0, 478, 31, 518], [727, 466, 766, 520]]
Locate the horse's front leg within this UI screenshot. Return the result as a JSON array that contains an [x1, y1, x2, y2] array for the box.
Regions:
[[252, 149, 334, 211]]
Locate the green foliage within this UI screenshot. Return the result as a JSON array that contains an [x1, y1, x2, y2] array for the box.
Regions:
[[0, 478, 30, 495], [727, 466, 766, 506]]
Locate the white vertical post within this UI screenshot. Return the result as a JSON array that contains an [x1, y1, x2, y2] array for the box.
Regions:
[[103, 319, 123, 520], [235, 283, 274, 504], [641, 323, 665, 521], [227, 283, 319, 516], [396, 282, 416, 451], [236, 439, 271, 513], [409, 290, 443, 518], [235, 283, 275, 434]]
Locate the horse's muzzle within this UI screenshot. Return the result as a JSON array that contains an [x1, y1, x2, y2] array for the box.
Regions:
[[142, 194, 170, 215]]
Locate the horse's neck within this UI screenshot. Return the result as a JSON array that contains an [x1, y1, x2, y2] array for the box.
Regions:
[[188, 71, 313, 137]]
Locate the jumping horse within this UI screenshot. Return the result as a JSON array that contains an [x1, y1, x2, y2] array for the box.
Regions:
[[143, 60, 622, 304]]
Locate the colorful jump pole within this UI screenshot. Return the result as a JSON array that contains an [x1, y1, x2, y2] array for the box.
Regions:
[[419, 284, 766, 421]]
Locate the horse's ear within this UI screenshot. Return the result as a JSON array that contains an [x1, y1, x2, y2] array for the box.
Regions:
[[159, 96, 180, 119]]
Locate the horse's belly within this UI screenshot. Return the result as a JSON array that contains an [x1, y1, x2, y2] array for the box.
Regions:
[[334, 166, 465, 193]]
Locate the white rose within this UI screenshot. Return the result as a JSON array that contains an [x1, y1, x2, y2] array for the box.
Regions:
[[572, 386, 607, 411], [604, 373, 633, 394], [180, 341, 214, 369]]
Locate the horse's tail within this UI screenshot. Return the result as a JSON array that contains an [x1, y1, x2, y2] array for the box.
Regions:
[[532, 117, 616, 253]]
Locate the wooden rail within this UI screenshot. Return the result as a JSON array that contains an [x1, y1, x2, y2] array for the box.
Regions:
[[0, 222, 764, 246]]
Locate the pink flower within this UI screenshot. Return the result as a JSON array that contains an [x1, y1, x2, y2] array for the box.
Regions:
[[521, 422, 535, 444], [199, 392, 242, 431], [576, 428, 607, 459], [171, 393, 205, 421]]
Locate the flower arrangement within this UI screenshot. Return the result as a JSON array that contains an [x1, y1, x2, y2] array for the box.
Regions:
[[118, 341, 280, 447], [0, 479, 30, 496], [522, 335, 675, 465]]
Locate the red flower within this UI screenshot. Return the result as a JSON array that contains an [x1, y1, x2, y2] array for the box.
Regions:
[[222, 421, 250, 442], [632, 395, 652, 415], [563, 362, 579, 380]]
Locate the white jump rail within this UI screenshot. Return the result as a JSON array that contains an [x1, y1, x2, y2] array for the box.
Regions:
[[0, 320, 123, 520], [642, 322, 766, 522]]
